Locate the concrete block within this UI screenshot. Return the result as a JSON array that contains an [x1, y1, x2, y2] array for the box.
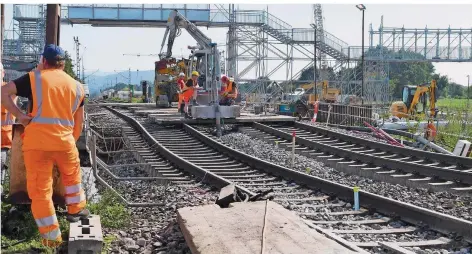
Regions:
[[215, 184, 236, 208], [68, 215, 103, 254], [177, 201, 358, 254]]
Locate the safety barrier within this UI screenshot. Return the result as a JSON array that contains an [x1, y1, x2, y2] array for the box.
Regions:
[[316, 103, 373, 126]]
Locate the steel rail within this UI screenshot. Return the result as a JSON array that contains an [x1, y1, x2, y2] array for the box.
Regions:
[[294, 122, 472, 169], [183, 123, 472, 242], [105, 107, 256, 197], [253, 123, 472, 186]]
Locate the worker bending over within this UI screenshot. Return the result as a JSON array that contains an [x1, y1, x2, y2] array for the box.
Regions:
[[182, 71, 200, 118], [219, 75, 238, 106], [1, 44, 87, 247], [177, 73, 185, 113], [1, 63, 18, 188]]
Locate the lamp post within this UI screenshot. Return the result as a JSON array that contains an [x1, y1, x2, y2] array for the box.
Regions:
[[356, 4, 366, 105]]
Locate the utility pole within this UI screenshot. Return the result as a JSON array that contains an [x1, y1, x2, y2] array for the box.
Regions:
[[73, 36, 80, 81], [46, 4, 60, 45], [128, 68, 132, 102], [1, 4, 4, 65], [314, 25, 318, 100], [356, 4, 366, 105]]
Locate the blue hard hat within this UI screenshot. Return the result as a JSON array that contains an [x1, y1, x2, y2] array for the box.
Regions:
[[42, 44, 65, 61]]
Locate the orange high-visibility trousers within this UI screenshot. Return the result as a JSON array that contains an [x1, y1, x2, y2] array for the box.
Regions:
[[24, 148, 86, 245], [177, 93, 183, 110], [182, 88, 194, 103]]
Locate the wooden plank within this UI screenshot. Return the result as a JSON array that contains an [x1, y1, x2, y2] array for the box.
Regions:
[[177, 201, 358, 254]]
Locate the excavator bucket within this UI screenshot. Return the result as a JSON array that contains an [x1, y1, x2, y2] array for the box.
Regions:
[[8, 124, 66, 205]]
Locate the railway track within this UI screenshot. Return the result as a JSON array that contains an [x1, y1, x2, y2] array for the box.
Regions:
[[103, 106, 472, 254], [237, 122, 472, 195]]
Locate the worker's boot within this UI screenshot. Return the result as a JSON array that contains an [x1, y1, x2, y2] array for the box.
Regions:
[[66, 208, 90, 223], [192, 99, 199, 106]]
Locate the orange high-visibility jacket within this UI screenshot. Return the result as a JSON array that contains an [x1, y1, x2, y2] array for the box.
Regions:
[[1, 82, 17, 149], [182, 79, 197, 100], [224, 81, 238, 98], [22, 69, 85, 152]]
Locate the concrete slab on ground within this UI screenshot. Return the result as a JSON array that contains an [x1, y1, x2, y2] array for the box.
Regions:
[[177, 201, 357, 254]]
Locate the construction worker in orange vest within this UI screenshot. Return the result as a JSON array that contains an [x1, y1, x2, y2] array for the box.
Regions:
[[182, 71, 200, 118], [1, 44, 87, 247], [1, 63, 18, 189], [177, 72, 186, 114], [219, 75, 238, 106]]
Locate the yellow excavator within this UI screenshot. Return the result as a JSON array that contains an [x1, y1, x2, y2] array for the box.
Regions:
[[300, 80, 340, 103], [390, 80, 438, 119]]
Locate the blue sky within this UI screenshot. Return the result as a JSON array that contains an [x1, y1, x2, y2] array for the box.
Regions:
[[3, 4, 472, 86]]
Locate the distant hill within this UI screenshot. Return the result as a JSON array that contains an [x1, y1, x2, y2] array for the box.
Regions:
[[85, 70, 155, 96]]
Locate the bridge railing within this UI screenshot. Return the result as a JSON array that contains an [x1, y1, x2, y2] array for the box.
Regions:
[[345, 46, 472, 61]]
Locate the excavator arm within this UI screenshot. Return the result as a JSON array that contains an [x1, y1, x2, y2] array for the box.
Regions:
[[429, 80, 437, 117], [159, 10, 213, 59], [407, 80, 437, 117]]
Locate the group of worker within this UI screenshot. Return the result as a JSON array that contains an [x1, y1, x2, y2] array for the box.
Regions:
[[175, 72, 238, 118], [1, 44, 88, 247]]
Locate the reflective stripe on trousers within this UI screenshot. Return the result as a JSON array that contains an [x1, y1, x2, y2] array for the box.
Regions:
[[35, 214, 58, 228], [31, 70, 83, 126], [41, 228, 61, 240], [66, 192, 86, 205], [65, 183, 81, 195]]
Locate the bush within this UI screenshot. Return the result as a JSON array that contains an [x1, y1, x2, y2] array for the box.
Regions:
[[87, 189, 130, 229]]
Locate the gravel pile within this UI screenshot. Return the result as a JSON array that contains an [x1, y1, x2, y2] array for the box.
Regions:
[[217, 132, 472, 222], [86, 107, 219, 254]]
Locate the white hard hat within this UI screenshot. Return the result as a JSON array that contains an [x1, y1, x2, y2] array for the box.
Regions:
[[179, 72, 185, 77]]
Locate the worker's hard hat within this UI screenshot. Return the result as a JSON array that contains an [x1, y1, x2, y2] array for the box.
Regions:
[[221, 76, 229, 83], [191, 71, 199, 77], [179, 72, 185, 77]]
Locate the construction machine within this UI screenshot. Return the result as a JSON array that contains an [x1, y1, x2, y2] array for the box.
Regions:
[[300, 80, 339, 103], [159, 9, 235, 134], [157, 10, 224, 109], [154, 57, 188, 107], [390, 80, 438, 119]]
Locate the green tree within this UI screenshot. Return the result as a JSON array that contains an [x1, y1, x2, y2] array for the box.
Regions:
[[63, 51, 78, 80], [447, 82, 465, 98]]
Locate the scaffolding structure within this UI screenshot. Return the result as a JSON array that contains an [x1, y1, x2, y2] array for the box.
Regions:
[[3, 4, 470, 105], [2, 4, 45, 80]]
